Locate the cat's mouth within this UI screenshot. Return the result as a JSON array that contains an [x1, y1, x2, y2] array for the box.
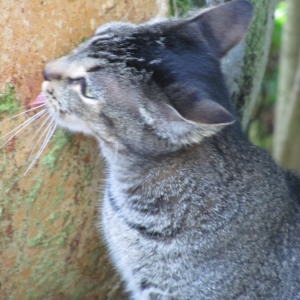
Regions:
[[32, 82, 96, 136], [31, 93, 45, 107], [34, 81, 69, 115], [31, 81, 50, 107]]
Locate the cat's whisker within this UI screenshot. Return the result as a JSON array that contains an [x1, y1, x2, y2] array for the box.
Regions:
[[28, 113, 56, 160], [28, 112, 54, 146], [0, 109, 46, 140], [0, 105, 34, 116], [24, 120, 57, 175], [0, 103, 46, 125], [0, 109, 46, 150]]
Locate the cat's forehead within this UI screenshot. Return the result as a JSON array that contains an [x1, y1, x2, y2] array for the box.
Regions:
[[94, 21, 137, 36], [94, 17, 168, 35], [46, 21, 164, 80], [70, 20, 165, 59]]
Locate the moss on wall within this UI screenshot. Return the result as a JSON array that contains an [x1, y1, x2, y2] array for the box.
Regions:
[[0, 84, 20, 115], [0, 0, 168, 299]]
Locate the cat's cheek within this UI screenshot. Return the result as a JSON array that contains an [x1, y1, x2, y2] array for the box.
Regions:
[[56, 114, 94, 136], [73, 84, 104, 108], [81, 97, 103, 108]]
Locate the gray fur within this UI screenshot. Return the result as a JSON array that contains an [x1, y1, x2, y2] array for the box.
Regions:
[[41, 1, 300, 299]]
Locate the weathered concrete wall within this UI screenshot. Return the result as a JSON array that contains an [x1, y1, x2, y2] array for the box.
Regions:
[[0, 0, 168, 102], [0, 1, 168, 299]]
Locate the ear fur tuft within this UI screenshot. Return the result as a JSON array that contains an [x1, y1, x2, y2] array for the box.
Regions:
[[140, 98, 235, 145]]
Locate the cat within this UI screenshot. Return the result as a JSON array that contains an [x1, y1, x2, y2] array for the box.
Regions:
[[35, 0, 300, 299]]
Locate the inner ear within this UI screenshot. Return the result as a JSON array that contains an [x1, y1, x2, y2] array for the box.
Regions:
[[175, 98, 235, 126], [144, 96, 235, 127], [140, 97, 235, 144], [186, 0, 253, 57]]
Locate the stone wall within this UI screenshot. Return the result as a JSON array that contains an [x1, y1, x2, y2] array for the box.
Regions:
[[0, 1, 168, 299]]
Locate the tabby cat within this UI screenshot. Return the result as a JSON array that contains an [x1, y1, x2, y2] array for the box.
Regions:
[[37, 0, 300, 299]]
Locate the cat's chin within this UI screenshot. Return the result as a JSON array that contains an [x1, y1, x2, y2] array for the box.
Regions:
[[56, 115, 94, 136]]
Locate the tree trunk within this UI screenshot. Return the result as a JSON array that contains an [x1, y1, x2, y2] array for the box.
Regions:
[[193, 0, 277, 130], [0, 1, 168, 299], [222, 0, 278, 130], [273, 0, 300, 172]]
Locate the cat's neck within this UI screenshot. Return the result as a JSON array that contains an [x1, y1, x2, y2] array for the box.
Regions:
[[106, 133, 222, 193], [104, 126, 290, 245], [106, 124, 243, 180]]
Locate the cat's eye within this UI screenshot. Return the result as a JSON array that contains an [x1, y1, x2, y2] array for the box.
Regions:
[[68, 77, 94, 99], [84, 86, 94, 98]]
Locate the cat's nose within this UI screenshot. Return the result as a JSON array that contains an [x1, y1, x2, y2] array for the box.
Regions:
[[42, 65, 62, 81], [42, 66, 62, 81], [43, 56, 87, 81], [43, 69, 50, 81], [43, 57, 67, 81]]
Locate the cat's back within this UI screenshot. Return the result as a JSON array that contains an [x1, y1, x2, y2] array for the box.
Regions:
[[103, 129, 300, 299], [268, 169, 300, 299], [215, 132, 300, 297]]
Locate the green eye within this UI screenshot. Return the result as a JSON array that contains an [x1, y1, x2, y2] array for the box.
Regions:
[[84, 85, 94, 98], [69, 77, 94, 99]]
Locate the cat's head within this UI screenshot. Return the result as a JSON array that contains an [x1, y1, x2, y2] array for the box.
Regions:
[[40, 0, 252, 161]]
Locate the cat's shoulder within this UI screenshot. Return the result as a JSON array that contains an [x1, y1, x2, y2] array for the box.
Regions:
[[284, 170, 300, 202]]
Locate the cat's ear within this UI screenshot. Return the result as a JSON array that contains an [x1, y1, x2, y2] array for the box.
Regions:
[[185, 0, 253, 57], [175, 98, 235, 125], [140, 98, 235, 143]]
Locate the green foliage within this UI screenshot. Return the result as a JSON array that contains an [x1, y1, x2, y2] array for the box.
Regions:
[[169, 0, 205, 16], [172, 0, 191, 15], [272, 2, 286, 50], [259, 1, 286, 106], [264, 1, 286, 104], [0, 84, 20, 115], [249, 1, 286, 151], [41, 129, 71, 173]]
